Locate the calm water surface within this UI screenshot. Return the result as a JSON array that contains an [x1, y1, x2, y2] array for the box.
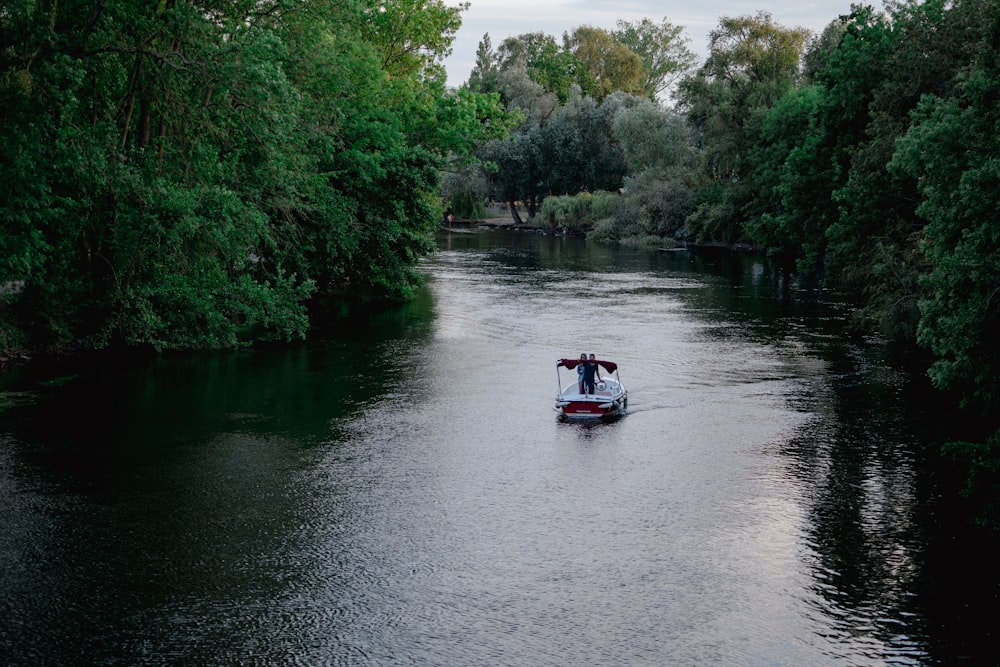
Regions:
[[1, 230, 996, 666]]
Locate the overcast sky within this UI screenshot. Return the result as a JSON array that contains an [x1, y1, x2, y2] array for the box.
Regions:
[[442, 0, 868, 88]]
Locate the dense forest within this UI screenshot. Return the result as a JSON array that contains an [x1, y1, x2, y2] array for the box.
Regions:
[[1, 0, 514, 353], [2, 1, 998, 521]]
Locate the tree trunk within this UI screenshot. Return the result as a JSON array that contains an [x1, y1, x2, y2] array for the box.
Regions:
[[508, 199, 523, 225], [138, 96, 152, 148], [120, 56, 143, 149]]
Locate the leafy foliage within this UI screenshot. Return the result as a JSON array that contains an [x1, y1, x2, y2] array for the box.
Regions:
[[589, 174, 694, 246], [611, 17, 697, 101], [890, 11, 1000, 415], [742, 85, 826, 269], [1, 0, 508, 351], [538, 191, 617, 232], [677, 11, 811, 246], [564, 26, 645, 99], [942, 431, 1000, 529], [468, 21, 696, 105], [822, 0, 979, 340]]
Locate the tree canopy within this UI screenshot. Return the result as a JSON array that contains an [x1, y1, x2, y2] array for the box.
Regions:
[[612, 18, 698, 100], [469, 18, 695, 104], [0, 0, 508, 352]]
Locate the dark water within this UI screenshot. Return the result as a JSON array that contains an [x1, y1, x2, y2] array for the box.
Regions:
[[1, 230, 997, 666]]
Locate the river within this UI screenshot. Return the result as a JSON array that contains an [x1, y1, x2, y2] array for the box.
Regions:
[[1, 229, 996, 666]]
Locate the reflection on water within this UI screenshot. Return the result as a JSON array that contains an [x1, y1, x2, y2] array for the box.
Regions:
[[1, 230, 996, 665]]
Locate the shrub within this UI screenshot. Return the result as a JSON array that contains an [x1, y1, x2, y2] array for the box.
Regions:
[[538, 191, 619, 231]]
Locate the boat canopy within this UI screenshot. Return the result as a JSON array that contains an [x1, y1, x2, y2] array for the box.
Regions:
[[557, 358, 618, 374]]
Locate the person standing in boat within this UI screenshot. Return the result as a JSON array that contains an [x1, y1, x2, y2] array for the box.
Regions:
[[582, 353, 602, 395], [577, 352, 587, 394]]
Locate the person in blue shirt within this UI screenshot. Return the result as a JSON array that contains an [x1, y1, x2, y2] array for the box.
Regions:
[[581, 353, 602, 395]]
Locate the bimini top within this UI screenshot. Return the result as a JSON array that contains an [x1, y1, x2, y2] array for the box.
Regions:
[[557, 358, 618, 373]]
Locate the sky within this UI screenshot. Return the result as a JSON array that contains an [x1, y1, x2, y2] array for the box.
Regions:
[[442, 0, 867, 89]]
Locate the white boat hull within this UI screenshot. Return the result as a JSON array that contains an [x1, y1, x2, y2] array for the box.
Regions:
[[555, 378, 628, 419]]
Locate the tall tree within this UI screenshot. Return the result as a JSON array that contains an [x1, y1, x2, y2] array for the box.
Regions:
[[467, 33, 500, 94], [824, 0, 985, 339], [360, 0, 468, 77], [611, 17, 697, 101], [890, 3, 1000, 415], [742, 85, 827, 270], [746, 6, 891, 275], [677, 11, 810, 244], [886, 1, 1000, 524], [564, 26, 645, 100], [611, 97, 694, 174], [542, 89, 629, 194], [485, 127, 545, 222], [493, 31, 582, 104]]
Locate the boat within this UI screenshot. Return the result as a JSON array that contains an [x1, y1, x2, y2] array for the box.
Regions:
[[554, 358, 628, 419]]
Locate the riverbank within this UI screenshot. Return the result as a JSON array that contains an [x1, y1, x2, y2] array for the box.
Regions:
[[441, 214, 592, 235], [444, 215, 538, 230]]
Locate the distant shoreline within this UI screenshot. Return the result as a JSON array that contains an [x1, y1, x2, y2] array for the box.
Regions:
[[443, 215, 535, 230]]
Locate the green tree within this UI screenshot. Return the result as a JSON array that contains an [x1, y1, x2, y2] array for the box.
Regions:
[[564, 26, 645, 100], [678, 11, 811, 245], [888, 3, 1000, 526], [611, 97, 694, 174], [742, 14, 855, 272], [496, 59, 559, 123], [748, 6, 891, 277], [542, 89, 630, 195], [493, 32, 582, 104], [802, 17, 848, 83], [476, 24, 685, 105], [890, 16, 1000, 415], [611, 17, 697, 101], [2, 0, 316, 349], [360, 0, 468, 77], [468, 33, 500, 94], [824, 0, 986, 339], [742, 85, 826, 270], [1, 0, 501, 353], [485, 126, 545, 222]]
